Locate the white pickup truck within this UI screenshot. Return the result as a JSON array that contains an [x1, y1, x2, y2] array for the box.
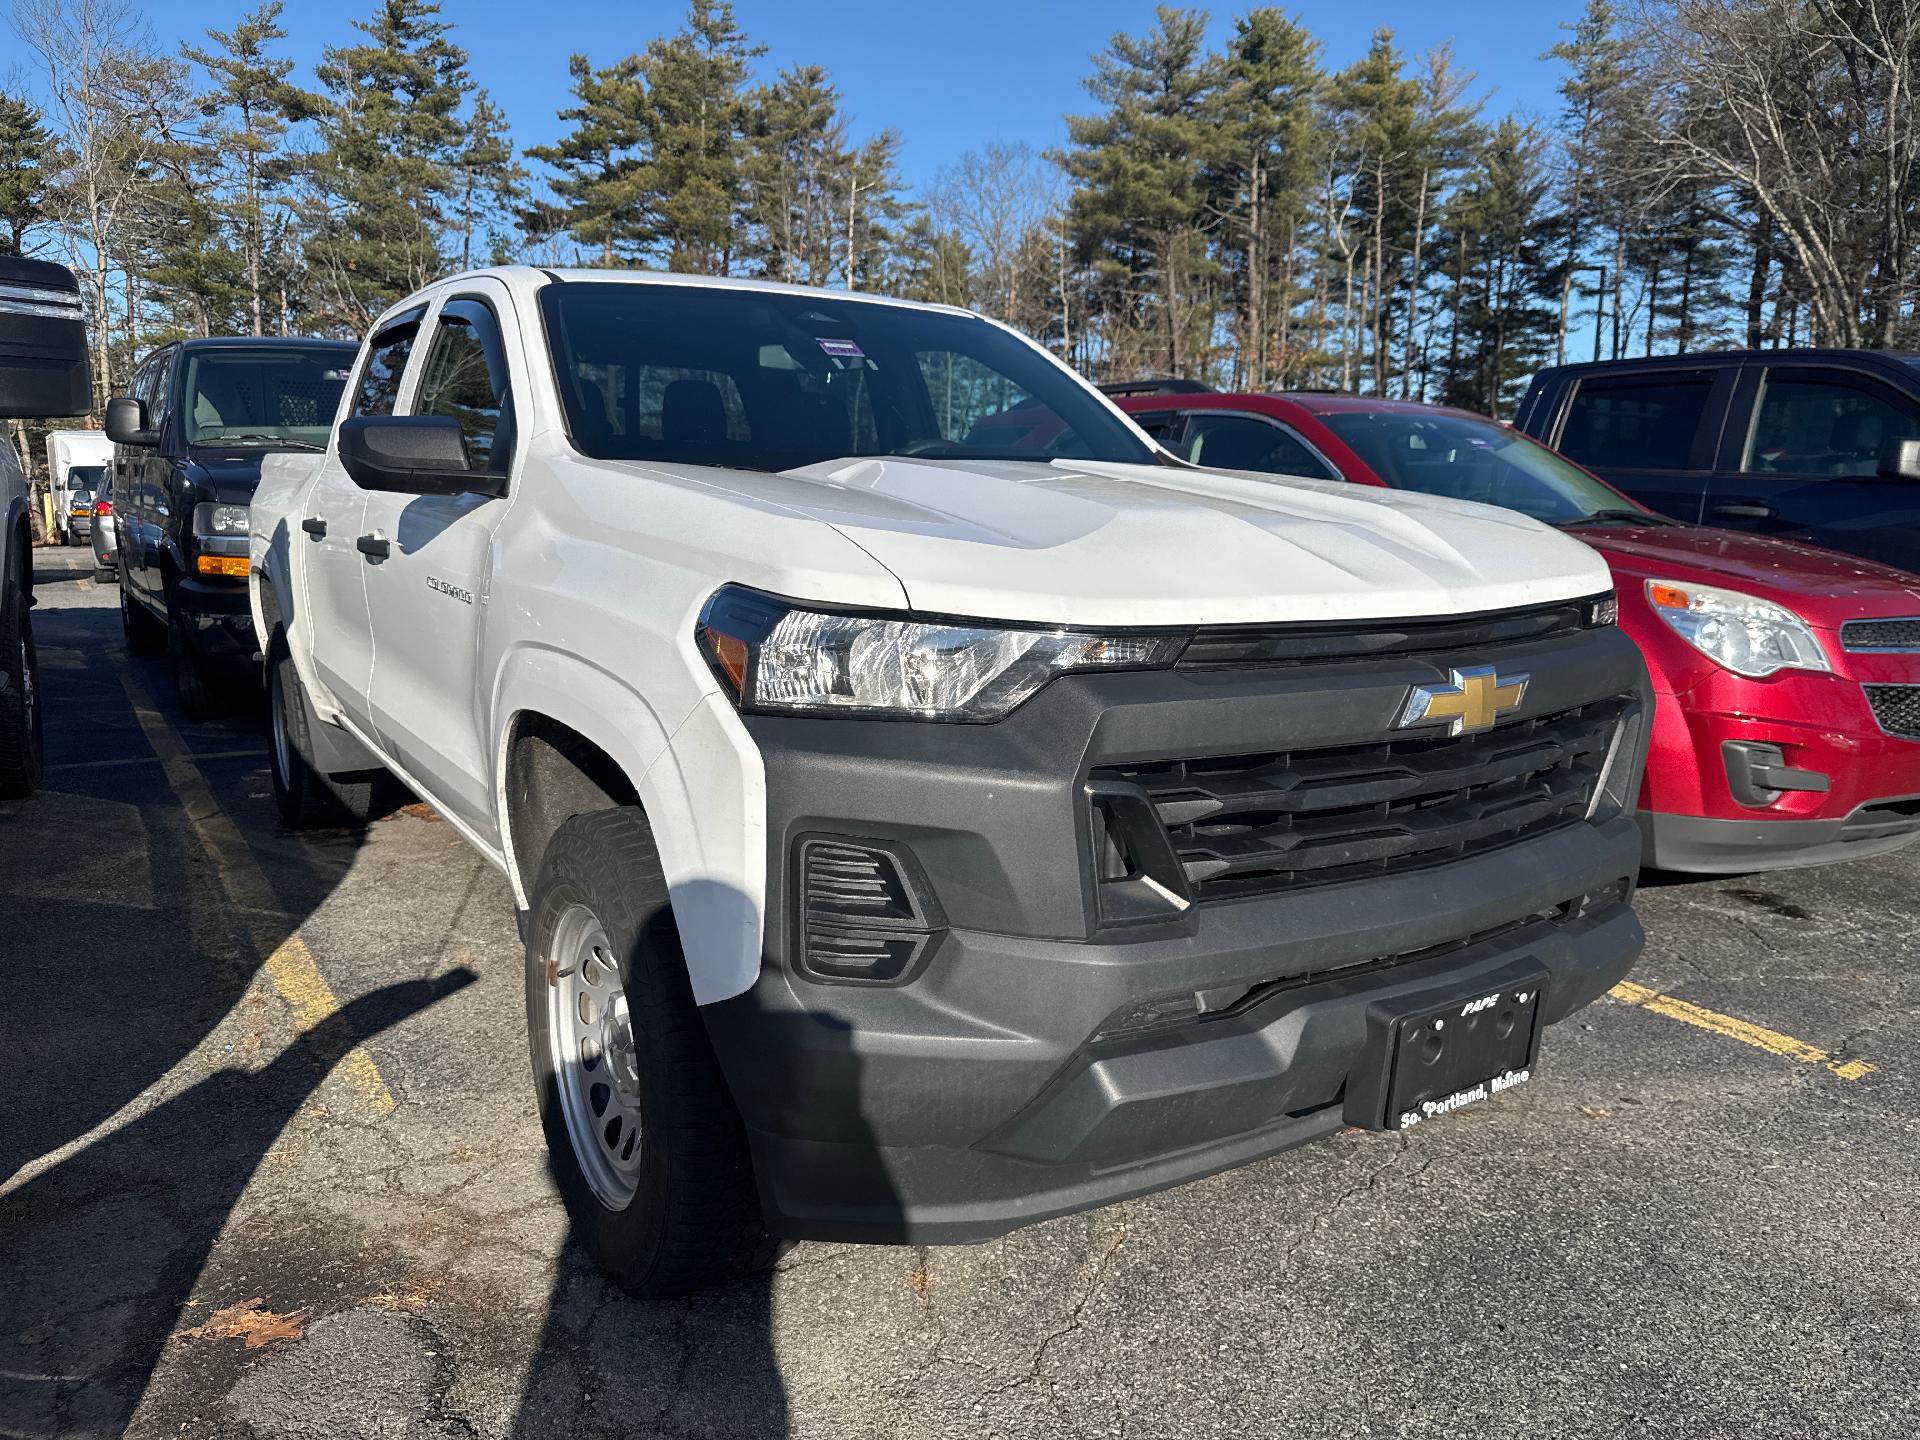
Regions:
[[250, 266, 1651, 1296]]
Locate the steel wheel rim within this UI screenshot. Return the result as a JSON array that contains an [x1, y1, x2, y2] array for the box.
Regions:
[[545, 903, 644, 1208]]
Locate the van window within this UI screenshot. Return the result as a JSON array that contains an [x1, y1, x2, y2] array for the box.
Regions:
[[1559, 376, 1713, 471]]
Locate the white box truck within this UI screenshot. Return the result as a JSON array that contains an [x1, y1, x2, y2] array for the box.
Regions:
[[43, 430, 112, 545]]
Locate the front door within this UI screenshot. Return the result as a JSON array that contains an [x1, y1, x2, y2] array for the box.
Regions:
[[1703, 363, 1920, 573], [302, 308, 426, 730], [361, 285, 518, 835]]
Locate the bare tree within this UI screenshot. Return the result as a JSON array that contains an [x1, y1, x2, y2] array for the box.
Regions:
[[1636, 0, 1920, 347], [12, 0, 172, 405], [929, 141, 1056, 324]]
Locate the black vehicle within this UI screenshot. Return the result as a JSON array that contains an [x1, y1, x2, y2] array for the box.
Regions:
[[106, 337, 357, 717], [1515, 350, 1920, 574]]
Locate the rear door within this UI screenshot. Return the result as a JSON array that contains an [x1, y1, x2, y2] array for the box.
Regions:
[[301, 307, 426, 728], [1703, 362, 1920, 572], [361, 284, 517, 833], [1544, 366, 1733, 522]]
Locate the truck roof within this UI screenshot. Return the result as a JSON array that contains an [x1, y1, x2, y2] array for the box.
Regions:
[[164, 335, 359, 352], [1534, 348, 1920, 378], [435, 264, 979, 320]]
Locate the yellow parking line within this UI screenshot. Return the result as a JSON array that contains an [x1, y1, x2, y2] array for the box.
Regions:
[[1609, 980, 1876, 1082], [119, 667, 396, 1116]]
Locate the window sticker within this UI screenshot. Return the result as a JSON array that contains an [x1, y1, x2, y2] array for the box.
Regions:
[[818, 338, 866, 360]]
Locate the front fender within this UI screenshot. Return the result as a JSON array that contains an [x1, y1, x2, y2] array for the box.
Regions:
[[491, 648, 768, 1005]]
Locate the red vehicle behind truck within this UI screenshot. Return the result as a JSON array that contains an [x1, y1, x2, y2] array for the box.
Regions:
[[1111, 387, 1920, 874]]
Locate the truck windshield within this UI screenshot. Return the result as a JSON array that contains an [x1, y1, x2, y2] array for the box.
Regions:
[[181, 348, 352, 450], [67, 464, 106, 490], [540, 282, 1154, 472], [1321, 409, 1644, 526]]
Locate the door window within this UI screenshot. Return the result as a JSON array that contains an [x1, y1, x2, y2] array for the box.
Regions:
[[1176, 412, 1340, 480], [353, 308, 426, 418], [1742, 372, 1920, 477], [412, 298, 514, 473], [1559, 375, 1714, 471]]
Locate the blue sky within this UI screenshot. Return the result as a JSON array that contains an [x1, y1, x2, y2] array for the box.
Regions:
[[103, 0, 1581, 192]]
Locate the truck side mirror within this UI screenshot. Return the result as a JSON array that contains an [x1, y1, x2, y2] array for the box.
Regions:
[[1877, 437, 1920, 482], [0, 255, 91, 418], [339, 414, 497, 497], [104, 395, 158, 447]]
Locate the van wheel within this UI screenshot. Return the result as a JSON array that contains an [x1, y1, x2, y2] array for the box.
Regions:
[[525, 807, 776, 1298], [267, 630, 385, 828], [168, 605, 221, 720], [120, 580, 165, 656], [0, 556, 44, 799]]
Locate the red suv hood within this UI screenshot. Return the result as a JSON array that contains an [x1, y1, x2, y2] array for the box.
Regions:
[[1576, 522, 1920, 628]]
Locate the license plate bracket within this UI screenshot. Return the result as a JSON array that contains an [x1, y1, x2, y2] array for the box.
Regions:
[[1342, 966, 1548, 1132]]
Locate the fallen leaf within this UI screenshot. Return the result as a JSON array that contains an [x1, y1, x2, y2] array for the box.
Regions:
[[905, 1268, 931, 1299], [396, 802, 442, 822], [16, 1325, 51, 1346], [1580, 1106, 1610, 1119], [173, 1298, 306, 1349]]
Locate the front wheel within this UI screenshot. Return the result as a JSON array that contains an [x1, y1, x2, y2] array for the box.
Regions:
[[0, 555, 43, 798], [524, 807, 776, 1298], [266, 630, 386, 828], [167, 604, 221, 721]]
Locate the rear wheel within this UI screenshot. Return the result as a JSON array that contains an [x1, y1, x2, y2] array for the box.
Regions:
[[267, 629, 385, 828], [525, 807, 775, 1298], [0, 548, 44, 799], [120, 578, 165, 656]]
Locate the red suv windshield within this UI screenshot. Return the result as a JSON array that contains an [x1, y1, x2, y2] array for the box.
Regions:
[[1323, 409, 1636, 526]]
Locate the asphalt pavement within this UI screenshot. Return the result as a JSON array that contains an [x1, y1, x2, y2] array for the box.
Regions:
[[3, 546, 1916, 1440]]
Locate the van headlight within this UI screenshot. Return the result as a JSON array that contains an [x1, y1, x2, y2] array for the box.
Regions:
[[696, 585, 1187, 721], [1645, 580, 1831, 679]]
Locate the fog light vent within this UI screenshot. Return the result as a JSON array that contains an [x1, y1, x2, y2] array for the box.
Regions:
[[796, 838, 939, 984]]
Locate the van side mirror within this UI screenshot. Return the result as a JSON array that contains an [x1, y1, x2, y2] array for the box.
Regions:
[[0, 255, 91, 418], [339, 414, 496, 497], [104, 396, 158, 447], [1877, 437, 1920, 482]]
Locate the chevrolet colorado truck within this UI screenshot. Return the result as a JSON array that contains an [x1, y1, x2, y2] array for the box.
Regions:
[[249, 267, 1652, 1297]]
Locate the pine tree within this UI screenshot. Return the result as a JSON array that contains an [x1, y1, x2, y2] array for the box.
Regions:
[[633, 0, 763, 274], [1061, 6, 1220, 378], [185, 2, 306, 335], [739, 65, 856, 286], [1544, 0, 1631, 363], [524, 53, 651, 265], [1204, 9, 1322, 387], [454, 92, 525, 270], [0, 93, 56, 255], [304, 0, 476, 329]]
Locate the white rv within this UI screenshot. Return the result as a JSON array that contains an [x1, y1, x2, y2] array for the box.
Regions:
[[43, 430, 112, 544]]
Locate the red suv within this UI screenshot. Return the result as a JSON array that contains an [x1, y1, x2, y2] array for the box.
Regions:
[[1110, 387, 1920, 874]]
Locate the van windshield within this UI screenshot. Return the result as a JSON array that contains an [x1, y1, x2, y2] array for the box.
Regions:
[[181, 348, 353, 450], [539, 282, 1153, 472], [67, 464, 107, 489]]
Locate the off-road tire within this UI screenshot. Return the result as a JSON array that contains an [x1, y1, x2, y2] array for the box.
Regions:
[[266, 629, 386, 828], [525, 807, 776, 1298], [120, 578, 165, 656], [0, 549, 43, 798]]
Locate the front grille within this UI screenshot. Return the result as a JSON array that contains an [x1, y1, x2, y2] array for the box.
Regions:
[[1093, 698, 1628, 903], [1842, 617, 1920, 652], [1180, 599, 1593, 669], [1864, 683, 1920, 739]]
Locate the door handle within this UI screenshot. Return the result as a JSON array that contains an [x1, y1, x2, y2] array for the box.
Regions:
[[355, 533, 390, 560], [301, 516, 327, 539], [1712, 502, 1775, 520]]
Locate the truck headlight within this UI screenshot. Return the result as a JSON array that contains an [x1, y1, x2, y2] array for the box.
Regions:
[[192, 502, 251, 537], [697, 585, 1187, 721], [1645, 579, 1831, 679]]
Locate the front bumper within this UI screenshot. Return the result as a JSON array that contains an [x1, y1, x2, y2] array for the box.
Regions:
[[169, 575, 255, 661], [702, 624, 1651, 1243]]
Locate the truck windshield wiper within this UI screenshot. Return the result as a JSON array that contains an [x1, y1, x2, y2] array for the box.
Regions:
[[1557, 508, 1676, 528]]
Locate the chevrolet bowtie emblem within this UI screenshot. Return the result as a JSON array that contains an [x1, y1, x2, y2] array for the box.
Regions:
[[1399, 665, 1529, 736]]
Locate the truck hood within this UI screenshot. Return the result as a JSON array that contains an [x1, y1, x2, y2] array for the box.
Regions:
[[731, 456, 1615, 626], [186, 449, 271, 505], [1576, 521, 1920, 629]]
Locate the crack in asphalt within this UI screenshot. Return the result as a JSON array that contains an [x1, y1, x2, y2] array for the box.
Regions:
[[983, 1215, 1132, 1401]]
